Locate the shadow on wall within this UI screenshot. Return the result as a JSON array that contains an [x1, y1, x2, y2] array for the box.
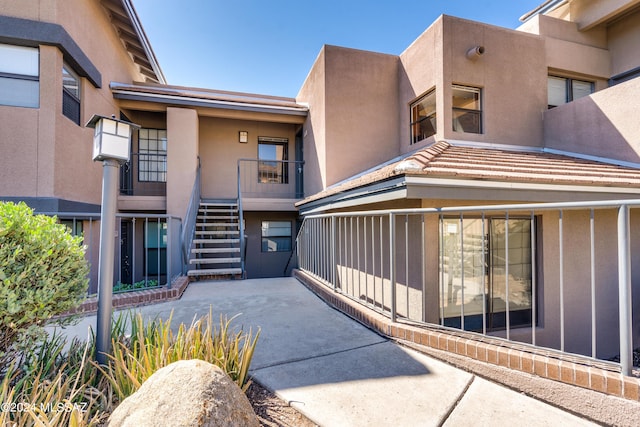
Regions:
[[544, 77, 640, 163]]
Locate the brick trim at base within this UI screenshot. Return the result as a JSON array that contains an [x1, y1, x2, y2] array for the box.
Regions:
[[67, 276, 190, 315], [294, 269, 640, 402]]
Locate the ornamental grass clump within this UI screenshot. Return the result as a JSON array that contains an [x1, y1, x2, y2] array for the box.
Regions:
[[0, 333, 111, 427], [100, 310, 260, 400]]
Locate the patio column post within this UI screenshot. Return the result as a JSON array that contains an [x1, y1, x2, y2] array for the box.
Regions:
[[618, 204, 633, 376]]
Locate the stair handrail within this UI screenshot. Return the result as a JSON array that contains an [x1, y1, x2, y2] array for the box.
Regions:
[[237, 159, 246, 278], [181, 156, 201, 273]]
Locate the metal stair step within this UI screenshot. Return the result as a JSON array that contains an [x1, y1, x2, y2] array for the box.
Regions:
[[190, 257, 241, 265], [197, 215, 238, 220], [188, 268, 243, 277], [195, 230, 240, 236], [192, 238, 240, 244], [198, 209, 239, 214], [200, 202, 237, 207], [191, 247, 240, 254], [196, 222, 239, 227]]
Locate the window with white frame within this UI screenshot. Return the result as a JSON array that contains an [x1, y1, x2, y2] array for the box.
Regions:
[[261, 221, 292, 252], [547, 76, 594, 108], [62, 64, 80, 124], [0, 43, 39, 108], [410, 89, 437, 144], [138, 128, 167, 182], [452, 85, 482, 134]]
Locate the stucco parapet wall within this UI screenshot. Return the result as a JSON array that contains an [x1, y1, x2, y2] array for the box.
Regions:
[[294, 269, 640, 404], [110, 82, 308, 116], [296, 140, 640, 208], [0, 15, 101, 87]]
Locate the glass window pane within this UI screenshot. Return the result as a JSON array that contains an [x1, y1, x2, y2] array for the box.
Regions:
[[452, 110, 481, 133], [0, 77, 39, 108], [548, 77, 567, 107], [258, 143, 277, 160], [411, 90, 437, 144], [572, 80, 593, 101], [62, 66, 79, 98], [0, 44, 39, 76], [440, 217, 532, 331], [452, 86, 480, 110]]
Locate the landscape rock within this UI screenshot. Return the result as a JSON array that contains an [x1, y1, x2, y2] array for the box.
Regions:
[[108, 359, 260, 427]]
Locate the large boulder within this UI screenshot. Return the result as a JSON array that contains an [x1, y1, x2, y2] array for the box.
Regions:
[[108, 359, 260, 427]]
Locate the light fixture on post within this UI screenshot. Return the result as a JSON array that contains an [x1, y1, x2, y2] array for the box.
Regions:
[[86, 114, 139, 365], [239, 130, 248, 143]]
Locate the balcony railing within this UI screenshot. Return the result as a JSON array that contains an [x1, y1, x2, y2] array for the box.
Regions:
[[45, 212, 183, 295], [237, 159, 304, 199], [120, 152, 167, 197], [296, 199, 640, 375]]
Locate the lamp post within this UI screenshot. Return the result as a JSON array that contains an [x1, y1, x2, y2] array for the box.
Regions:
[[86, 114, 139, 365]]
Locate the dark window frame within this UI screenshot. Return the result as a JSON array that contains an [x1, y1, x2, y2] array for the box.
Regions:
[[258, 137, 289, 184], [0, 43, 40, 108], [138, 128, 167, 183], [547, 75, 594, 109], [452, 84, 483, 134], [261, 220, 292, 252], [410, 89, 437, 144], [439, 215, 537, 332], [62, 64, 81, 124]]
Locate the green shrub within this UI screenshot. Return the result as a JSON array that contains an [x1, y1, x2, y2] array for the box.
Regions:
[[0, 202, 89, 371]]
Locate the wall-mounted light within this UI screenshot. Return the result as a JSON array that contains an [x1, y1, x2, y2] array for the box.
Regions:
[[239, 131, 248, 143]]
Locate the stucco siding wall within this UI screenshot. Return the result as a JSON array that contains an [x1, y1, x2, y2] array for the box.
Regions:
[[323, 46, 399, 187], [0, 0, 148, 206], [244, 211, 297, 278], [544, 77, 640, 163], [441, 16, 547, 148], [608, 9, 640, 77], [398, 18, 442, 153], [199, 117, 296, 200], [297, 48, 327, 195], [0, 106, 39, 196], [167, 107, 198, 220]]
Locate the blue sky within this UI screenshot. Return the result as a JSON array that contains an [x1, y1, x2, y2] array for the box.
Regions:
[[132, 1, 544, 97]]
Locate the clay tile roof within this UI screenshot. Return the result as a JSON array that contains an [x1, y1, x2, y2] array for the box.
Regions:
[[297, 141, 640, 206]]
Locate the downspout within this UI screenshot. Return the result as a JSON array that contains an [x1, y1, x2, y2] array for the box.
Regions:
[[237, 160, 246, 279]]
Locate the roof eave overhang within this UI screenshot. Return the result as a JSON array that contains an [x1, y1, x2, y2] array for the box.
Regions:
[[102, 0, 166, 84], [111, 87, 309, 117], [404, 176, 640, 195], [298, 174, 640, 215], [298, 176, 407, 215]]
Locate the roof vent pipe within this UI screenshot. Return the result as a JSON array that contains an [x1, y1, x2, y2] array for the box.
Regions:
[[466, 46, 485, 60]]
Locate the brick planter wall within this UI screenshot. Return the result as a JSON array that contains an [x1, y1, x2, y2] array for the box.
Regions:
[[69, 276, 190, 315], [294, 269, 640, 402]]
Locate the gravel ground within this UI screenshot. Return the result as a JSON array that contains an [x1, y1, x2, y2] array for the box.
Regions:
[[246, 381, 318, 427]]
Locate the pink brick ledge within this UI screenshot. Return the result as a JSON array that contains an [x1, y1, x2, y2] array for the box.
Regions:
[[67, 276, 190, 316], [294, 269, 640, 402]]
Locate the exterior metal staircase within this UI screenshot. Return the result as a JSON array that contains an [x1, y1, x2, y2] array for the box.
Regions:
[[187, 201, 243, 279]]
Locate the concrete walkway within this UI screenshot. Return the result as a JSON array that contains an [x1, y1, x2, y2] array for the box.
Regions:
[[58, 278, 597, 426]]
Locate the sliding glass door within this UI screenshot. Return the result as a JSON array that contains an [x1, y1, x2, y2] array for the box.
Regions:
[[440, 217, 533, 332]]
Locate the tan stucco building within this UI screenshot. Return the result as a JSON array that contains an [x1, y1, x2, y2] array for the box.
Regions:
[[2, 0, 640, 370]]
